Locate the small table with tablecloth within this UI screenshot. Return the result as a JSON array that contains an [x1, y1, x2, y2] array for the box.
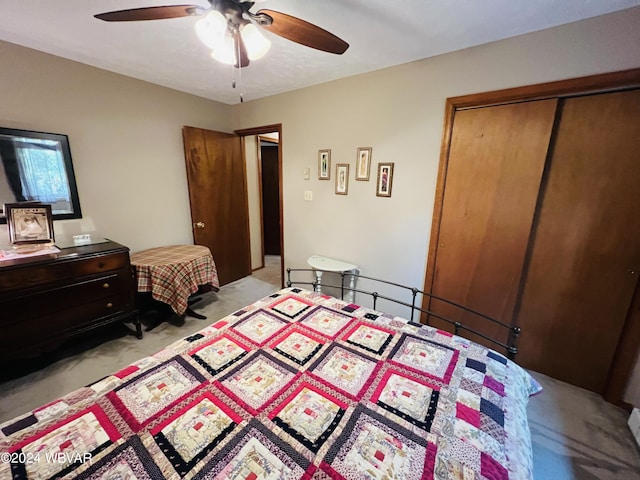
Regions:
[[130, 245, 219, 324]]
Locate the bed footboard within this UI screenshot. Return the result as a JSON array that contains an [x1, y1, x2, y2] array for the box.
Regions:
[[286, 267, 521, 360]]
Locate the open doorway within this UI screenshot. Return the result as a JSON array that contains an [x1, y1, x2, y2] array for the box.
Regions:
[[236, 125, 283, 288], [258, 136, 281, 283]]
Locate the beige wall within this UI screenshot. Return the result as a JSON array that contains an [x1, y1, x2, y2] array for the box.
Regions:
[[233, 7, 640, 401], [0, 5, 638, 398], [2, 9, 638, 278], [0, 40, 233, 253], [232, 6, 640, 314], [244, 134, 262, 269]]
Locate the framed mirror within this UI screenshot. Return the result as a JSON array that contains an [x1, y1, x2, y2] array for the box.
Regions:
[[0, 127, 82, 224]]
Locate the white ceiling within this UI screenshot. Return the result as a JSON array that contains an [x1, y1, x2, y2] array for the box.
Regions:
[[0, 0, 638, 105]]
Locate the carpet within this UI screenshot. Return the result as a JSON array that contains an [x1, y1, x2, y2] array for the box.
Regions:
[[0, 275, 279, 424], [1, 275, 639, 480]]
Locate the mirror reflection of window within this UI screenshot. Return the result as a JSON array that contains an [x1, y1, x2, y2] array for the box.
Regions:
[[0, 128, 82, 223], [8, 137, 72, 212]]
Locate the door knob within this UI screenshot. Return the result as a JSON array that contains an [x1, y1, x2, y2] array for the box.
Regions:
[[193, 222, 205, 229]]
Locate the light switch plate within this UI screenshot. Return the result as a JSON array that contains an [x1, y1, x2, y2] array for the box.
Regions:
[[303, 168, 310, 180]]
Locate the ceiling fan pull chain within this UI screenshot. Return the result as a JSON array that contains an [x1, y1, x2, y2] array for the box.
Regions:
[[234, 38, 244, 102], [230, 63, 244, 103], [238, 64, 244, 103], [231, 61, 237, 89]]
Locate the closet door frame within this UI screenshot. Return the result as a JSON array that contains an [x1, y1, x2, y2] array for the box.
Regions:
[[423, 68, 640, 406]]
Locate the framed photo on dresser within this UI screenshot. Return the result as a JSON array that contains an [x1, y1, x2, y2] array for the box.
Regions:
[[5, 202, 54, 245]]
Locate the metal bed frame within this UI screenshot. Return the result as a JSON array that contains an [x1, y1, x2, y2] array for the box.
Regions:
[[286, 268, 521, 360]]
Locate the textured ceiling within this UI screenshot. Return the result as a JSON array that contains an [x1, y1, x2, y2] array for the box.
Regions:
[[0, 0, 638, 105]]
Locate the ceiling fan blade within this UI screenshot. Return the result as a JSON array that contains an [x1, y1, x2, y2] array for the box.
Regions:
[[233, 29, 250, 68], [256, 9, 349, 54], [94, 5, 204, 22]]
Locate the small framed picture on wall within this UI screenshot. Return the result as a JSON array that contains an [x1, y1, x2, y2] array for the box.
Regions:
[[355, 147, 372, 181], [318, 149, 331, 180], [335, 164, 349, 195], [376, 163, 394, 197]]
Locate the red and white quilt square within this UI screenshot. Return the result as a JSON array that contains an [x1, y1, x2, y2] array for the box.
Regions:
[[73, 437, 164, 480], [150, 392, 243, 476], [299, 306, 354, 339], [481, 451, 509, 480], [321, 404, 437, 480], [195, 419, 312, 479], [342, 321, 394, 355], [456, 402, 481, 428], [389, 333, 459, 382], [308, 344, 379, 399], [452, 417, 506, 468], [190, 334, 250, 375], [107, 356, 206, 430], [436, 436, 481, 479], [371, 369, 440, 431], [231, 310, 289, 346], [457, 386, 481, 410], [217, 352, 298, 414], [269, 382, 347, 453], [269, 294, 314, 319], [32, 400, 70, 422], [271, 327, 325, 365], [8, 405, 120, 480], [483, 375, 505, 397]]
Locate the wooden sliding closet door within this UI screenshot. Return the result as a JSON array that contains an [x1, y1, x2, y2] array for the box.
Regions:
[[427, 99, 558, 346], [515, 89, 640, 393]]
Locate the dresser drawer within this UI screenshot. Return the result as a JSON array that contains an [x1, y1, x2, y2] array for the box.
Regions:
[[0, 292, 134, 359], [0, 252, 130, 292], [1, 269, 133, 321], [0, 240, 140, 359]]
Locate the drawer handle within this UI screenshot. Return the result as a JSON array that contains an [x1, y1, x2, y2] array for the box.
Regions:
[[103, 283, 110, 289], [98, 262, 106, 269], [106, 302, 113, 308]]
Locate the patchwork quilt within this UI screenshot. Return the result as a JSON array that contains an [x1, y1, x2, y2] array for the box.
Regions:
[[0, 288, 541, 479]]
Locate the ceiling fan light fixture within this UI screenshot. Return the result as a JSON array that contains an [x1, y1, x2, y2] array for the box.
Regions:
[[207, 22, 271, 66], [209, 36, 236, 65], [195, 10, 227, 49], [240, 23, 271, 60]]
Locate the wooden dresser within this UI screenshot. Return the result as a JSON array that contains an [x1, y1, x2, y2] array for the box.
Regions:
[[0, 239, 141, 360]]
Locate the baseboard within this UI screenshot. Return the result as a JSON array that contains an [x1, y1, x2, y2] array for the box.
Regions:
[[628, 408, 640, 447]]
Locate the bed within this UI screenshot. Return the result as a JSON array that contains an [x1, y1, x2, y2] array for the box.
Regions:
[[0, 286, 541, 479]]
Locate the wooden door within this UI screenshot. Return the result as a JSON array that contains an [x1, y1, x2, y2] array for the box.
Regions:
[[261, 143, 281, 255], [182, 126, 251, 286], [425, 99, 558, 349], [515, 89, 640, 393]]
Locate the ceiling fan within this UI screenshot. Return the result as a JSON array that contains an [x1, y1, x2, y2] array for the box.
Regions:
[[94, 0, 349, 68]]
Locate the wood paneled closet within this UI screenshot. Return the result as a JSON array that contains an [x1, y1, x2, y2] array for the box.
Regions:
[[423, 69, 640, 404]]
